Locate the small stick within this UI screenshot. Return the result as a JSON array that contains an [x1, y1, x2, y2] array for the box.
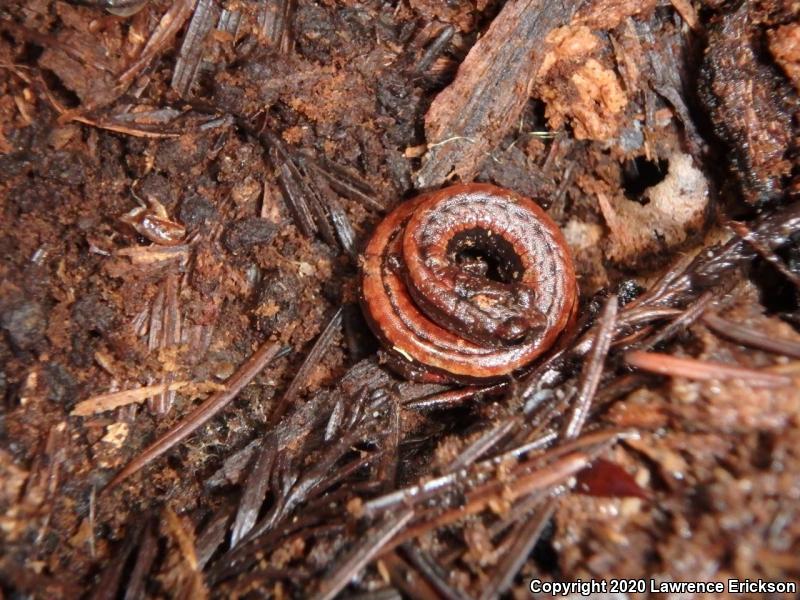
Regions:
[[105, 341, 286, 490]]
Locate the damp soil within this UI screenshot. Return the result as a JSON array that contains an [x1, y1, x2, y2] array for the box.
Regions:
[[0, 0, 799, 598]]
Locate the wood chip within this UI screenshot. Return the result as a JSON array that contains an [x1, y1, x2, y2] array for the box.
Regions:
[[71, 381, 193, 416], [415, 0, 582, 187]]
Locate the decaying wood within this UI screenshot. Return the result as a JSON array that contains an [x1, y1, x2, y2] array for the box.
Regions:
[[72, 380, 195, 416], [2, 0, 800, 597], [416, 0, 583, 187], [700, 1, 796, 205]]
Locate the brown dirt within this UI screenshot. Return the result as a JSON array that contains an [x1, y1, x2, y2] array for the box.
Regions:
[[0, 0, 799, 598]]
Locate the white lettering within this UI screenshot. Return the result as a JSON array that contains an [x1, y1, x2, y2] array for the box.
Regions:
[[528, 579, 609, 596]]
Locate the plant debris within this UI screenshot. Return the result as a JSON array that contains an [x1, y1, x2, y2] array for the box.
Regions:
[[1, 0, 799, 597]]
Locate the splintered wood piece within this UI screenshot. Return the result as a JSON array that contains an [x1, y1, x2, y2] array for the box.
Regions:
[[259, 0, 295, 52], [122, 520, 158, 600], [119, 0, 198, 86], [305, 155, 385, 211], [171, 0, 219, 96], [269, 307, 343, 423], [230, 434, 277, 547], [416, 0, 582, 187], [71, 381, 194, 416]]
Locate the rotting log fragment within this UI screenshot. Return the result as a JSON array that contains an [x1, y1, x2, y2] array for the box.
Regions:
[[416, 0, 583, 188], [4, 0, 800, 595], [700, 2, 797, 205], [416, 0, 581, 188], [634, 18, 703, 151]]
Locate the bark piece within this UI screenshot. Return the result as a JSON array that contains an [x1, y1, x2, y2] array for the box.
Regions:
[[415, 0, 583, 188], [700, 3, 796, 205]]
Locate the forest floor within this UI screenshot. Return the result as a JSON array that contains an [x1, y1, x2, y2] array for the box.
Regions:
[[0, 0, 799, 598]]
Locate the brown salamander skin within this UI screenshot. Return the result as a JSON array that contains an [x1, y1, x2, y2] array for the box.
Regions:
[[360, 183, 577, 383]]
